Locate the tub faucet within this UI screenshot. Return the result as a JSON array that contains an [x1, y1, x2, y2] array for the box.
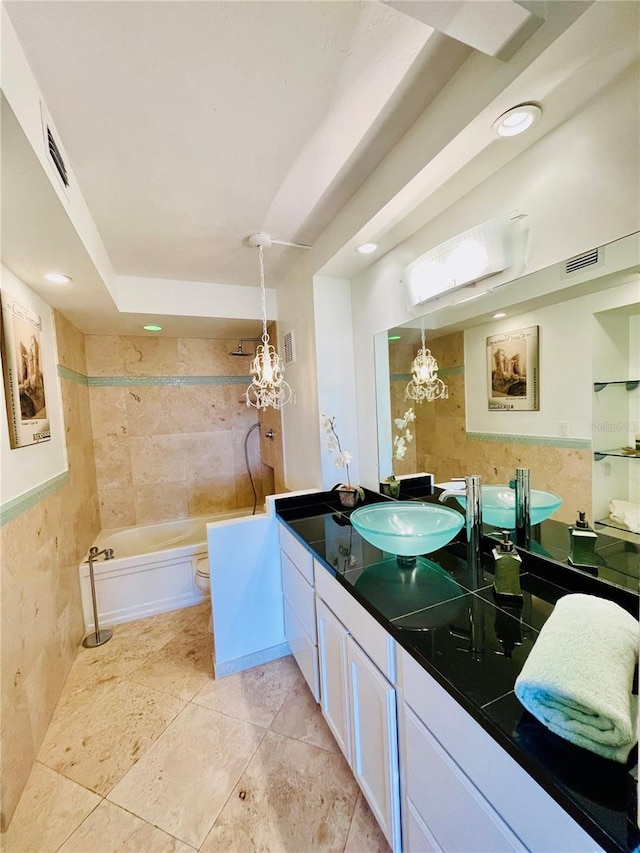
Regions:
[[439, 475, 483, 574], [509, 467, 531, 548], [88, 546, 114, 561]]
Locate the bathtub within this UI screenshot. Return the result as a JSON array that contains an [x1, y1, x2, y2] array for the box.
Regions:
[[79, 509, 261, 630]]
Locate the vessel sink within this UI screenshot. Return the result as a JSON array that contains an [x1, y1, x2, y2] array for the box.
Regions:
[[453, 486, 562, 528], [350, 501, 464, 557]]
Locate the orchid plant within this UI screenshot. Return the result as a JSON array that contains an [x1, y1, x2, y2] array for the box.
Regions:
[[392, 407, 416, 461], [320, 413, 364, 499]]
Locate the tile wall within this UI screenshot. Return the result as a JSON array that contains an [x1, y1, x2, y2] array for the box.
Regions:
[[0, 313, 100, 830], [391, 332, 591, 524], [85, 335, 274, 528]]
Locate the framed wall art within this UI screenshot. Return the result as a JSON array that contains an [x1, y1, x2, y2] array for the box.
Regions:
[[487, 325, 539, 411], [1, 289, 51, 448]]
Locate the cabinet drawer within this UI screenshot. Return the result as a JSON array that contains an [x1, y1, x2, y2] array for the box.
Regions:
[[281, 551, 316, 642], [278, 523, 314, 584], [403, 704, 525, 852], [399, 649, 603, 852], [315, 560, 396, 683], [284, 600, 319, 702]]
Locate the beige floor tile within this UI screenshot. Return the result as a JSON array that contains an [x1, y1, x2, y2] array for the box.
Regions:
[[0, 762, 100, 853], [58, 799, 195, 852], [344, 791, 391, 853], [107, 703, 265, 848], [64, 605, 209, 696], [270, 677, 340, 754], [38, 677, 185, 796], [200, 729, 359, 853], [192, 654, 300, 728], [128, 615, 214, 701]]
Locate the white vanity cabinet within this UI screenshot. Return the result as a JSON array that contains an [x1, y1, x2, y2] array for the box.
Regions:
[[398, 648, 604, 853], [278, 522, 319, 701], [315, 564, 401, 852]]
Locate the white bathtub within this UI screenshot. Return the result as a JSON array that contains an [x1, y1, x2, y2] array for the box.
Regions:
[[79, 509, 260, 630]]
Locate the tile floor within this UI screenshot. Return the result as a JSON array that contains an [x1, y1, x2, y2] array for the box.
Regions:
[[2, 602, 390, 852]]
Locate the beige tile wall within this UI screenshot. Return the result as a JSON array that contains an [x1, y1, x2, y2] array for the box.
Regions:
[[0, 313, 100, 830], [85, 335, 273, 528], [391, 331, 591, 524]]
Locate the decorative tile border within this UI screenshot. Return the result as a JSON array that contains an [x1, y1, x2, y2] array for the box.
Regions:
[[88, 375, 251, 387], [57, 365, 251, 387], [57, 365, 89, 385], [390, 365, 464, 382], [0, 471, 70, 527], [467, 432, 592, 450]]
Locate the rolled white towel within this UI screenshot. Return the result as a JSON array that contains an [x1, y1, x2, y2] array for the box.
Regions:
[[514, 593, 639, 763], [609, 499, 640, 533]]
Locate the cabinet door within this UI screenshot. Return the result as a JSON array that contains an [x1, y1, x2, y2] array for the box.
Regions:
[[316, 598, 351, 761], [401, 703, 526, 853], [284, 600, 319, 702], [347, 634, 401, 852]]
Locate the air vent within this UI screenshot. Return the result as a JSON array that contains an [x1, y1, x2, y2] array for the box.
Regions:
[[46, 127, 69, 187], [565, 248, 600, 275], [283, 330, 296, 365], [40, 102, 70, 195]]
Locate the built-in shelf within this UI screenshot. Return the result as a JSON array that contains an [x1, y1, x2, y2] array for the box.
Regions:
[[593, 380, 639, 392], [594, 449, 640, 461], [595, 515, 636, 535]]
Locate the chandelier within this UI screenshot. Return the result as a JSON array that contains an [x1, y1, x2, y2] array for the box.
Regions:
[[404, 325, 448, 403], [245, 234, 294, 410]]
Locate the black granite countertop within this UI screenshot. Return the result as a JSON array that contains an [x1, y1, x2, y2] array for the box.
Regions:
[[275, 488, 640, 853]]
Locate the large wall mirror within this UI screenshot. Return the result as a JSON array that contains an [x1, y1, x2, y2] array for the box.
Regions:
[[374, 231, 640, 591]]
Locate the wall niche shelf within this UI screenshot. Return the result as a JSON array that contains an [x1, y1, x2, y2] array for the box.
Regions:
[[594, 449, 640, 461], [593, 380, 639, 392]]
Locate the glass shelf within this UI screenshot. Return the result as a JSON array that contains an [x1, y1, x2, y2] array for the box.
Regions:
[[594, 449, 640, 461], [595, 515, 638, 537], [593, 379, 639, 392]]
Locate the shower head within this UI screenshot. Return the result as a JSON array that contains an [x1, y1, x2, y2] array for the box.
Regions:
[[229, 337, 261, 357]]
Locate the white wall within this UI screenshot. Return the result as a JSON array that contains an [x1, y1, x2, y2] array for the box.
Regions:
[[464, 274, 639, 439], [0, 266, 67, 504], [277, 251, 323, 491], [350, 66, 640, 489], [314, 276, 360, 489]]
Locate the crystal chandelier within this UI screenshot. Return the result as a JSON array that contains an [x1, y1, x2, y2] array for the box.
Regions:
[[404, 325, 448, 403], [245, 235, 294, 410]]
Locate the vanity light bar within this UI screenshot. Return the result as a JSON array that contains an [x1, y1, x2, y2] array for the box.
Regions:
[[403, 217, 513, 309]]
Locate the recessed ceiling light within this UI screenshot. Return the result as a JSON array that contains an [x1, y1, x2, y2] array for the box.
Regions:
[[356, 242, 379, 255], [493, 312, 507, 319], [44, 272, 72, 284], [492, 104, 541, 138], [142, 324, 162, 332]]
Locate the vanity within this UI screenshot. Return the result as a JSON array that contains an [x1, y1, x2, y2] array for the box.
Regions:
[[275, 487, 639, 853]]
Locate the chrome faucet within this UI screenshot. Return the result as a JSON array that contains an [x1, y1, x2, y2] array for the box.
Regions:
[[509, 467, 531, 548], [439, 475, 483, 573]]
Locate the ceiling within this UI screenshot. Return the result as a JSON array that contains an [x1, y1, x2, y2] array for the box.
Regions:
[[2, 1, 637, 338]]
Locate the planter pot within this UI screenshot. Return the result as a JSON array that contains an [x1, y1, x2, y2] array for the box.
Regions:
[[337, 487, 361, 508]]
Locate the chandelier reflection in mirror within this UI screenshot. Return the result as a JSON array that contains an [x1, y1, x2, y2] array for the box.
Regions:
[[245, 234, 294, 410], [404, 325, 448, 404]]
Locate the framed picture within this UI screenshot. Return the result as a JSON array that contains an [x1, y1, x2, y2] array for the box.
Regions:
[[1, 290, 51, 447], [487, 325, 539, 411]]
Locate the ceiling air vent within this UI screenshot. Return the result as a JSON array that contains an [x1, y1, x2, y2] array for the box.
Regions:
[[564, 247, 600, 275], [46, 126, 69, 188], [283, 330, 296, 365], [40, 102, 70, 195]]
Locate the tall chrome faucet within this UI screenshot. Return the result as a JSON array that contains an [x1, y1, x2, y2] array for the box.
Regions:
[[439, 475, 483, 573], [511, 467, 531, 548]]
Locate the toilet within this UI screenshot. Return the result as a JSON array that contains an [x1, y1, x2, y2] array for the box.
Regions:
[[194, 556, 213, 633]]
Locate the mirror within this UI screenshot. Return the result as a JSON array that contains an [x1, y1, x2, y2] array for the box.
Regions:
[[375, 232, 640, 589]]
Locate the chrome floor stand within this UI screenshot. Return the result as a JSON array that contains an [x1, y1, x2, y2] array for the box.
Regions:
[[82, 548, 113, 648]]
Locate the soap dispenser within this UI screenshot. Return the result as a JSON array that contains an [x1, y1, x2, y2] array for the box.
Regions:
[[492, 530, 523, 600], [568, 511, 598, 569]]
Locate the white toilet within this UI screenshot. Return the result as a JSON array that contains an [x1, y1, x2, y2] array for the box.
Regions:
[[194, 556, 213, 633]]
